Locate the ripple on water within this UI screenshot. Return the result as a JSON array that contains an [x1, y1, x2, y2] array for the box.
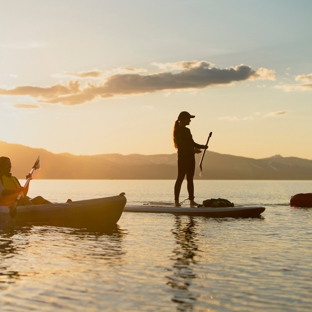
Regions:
[[1, 180, 312, 311]]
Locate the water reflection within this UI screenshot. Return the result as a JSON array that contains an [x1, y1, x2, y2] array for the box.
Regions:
[[65, 225, 128, 263], [0, 226, 31, 289], [167, 216, 200, 311], [0, 225, 32, 256], [0, 224, 128, 291]]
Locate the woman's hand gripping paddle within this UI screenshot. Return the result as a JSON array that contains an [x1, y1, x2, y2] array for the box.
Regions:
[[9, 156, 41, 218], [199, 132, 212, 177]]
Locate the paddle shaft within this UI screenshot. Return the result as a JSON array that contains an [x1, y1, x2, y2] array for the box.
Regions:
[[199, 132, 212, 172]]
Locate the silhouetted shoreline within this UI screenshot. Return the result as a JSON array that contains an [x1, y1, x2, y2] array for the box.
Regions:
[[1, 141, 312, 180]]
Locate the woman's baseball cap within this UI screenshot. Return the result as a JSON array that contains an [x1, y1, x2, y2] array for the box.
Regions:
[[178, 111, 195, 121]]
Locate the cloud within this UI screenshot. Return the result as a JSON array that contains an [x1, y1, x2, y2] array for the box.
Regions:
[[13, 104, 39, 109], [0, 61, 276, 105], [62, 70, 103, 78], [250, 67, 276, 81], [295, 74, 312, 83], [152, 61, 276, 81], [55, 67, 147, 79], [151, 61, 214, 71], [276, 72, 312, 91], [267, 111, 290, 117], [276, 83, 312, 92], [0, 81, 80, 98], [94, 62, 274, 95], [219, 111, 290, 121]]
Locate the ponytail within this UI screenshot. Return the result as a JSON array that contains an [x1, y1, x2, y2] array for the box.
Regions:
[[172, 120, 180, 149]]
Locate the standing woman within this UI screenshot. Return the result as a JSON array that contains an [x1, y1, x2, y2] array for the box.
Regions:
[[173, 111, 207, 207]]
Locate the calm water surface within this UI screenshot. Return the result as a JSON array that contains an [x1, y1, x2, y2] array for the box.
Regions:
[[1, 180, 312, 311]]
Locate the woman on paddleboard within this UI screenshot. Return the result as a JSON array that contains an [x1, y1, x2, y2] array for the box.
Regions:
[[173, 111, 207, 207]]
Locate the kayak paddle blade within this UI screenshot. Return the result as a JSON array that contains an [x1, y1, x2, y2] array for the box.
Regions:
[[33, 156, 41, 170]]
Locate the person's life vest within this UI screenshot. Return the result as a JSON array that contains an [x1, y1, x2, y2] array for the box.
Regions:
[[0, 175, 24, 197]]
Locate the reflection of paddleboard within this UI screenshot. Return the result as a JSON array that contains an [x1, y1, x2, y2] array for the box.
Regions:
[[124, 205, 265, 218]]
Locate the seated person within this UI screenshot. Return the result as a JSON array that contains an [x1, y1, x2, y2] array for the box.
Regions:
[[0, 156, 51, 206]]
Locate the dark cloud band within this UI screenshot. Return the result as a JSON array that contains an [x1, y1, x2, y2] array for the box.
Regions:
[[0, 61, 275, 105]]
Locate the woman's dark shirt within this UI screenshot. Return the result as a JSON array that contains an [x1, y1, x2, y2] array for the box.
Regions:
[[174, 126, 202, 157]]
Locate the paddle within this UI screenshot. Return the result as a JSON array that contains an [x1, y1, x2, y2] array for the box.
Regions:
[[199, 132, 212, 177], [9, 156, 41, 218]]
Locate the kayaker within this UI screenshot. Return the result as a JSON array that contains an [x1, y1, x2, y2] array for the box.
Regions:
[[0, 156, 51, 206], [173, 111, 208, 207]]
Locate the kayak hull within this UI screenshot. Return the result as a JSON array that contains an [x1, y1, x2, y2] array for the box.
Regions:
[[290, 193, 312, 208], [0, 194, 126, 228], [124, 205, 265, 218]]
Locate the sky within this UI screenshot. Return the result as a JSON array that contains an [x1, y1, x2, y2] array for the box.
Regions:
[[0, 0, 311, 159]]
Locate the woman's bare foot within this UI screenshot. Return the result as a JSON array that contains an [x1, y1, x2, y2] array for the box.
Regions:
[[190, 200, 199, 208], [174, 200, 181, 207]]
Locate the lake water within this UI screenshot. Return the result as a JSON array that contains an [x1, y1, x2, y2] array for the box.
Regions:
[[1, 180, 312, 311]]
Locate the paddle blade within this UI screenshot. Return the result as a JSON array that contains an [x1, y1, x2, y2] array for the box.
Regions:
[[33, 156, 41, 170]]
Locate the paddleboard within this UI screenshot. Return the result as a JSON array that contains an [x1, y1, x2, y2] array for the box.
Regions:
[[124, 204, 265, 218]]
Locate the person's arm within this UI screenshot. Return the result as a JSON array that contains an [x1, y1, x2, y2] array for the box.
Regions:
[[192, 136, 208, 150], [175, 127, 208, 152], [0, 187, 23, 206], [0, 178, 25, 206], [13, 176, 28, 196], [1, 187, 24, 197], [192, 134, 208, 154], [0, 177, 25, 197], [193, 142, 207, 149]]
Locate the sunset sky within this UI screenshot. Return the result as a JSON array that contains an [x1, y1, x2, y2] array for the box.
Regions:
[[1, 0, 311, 159]]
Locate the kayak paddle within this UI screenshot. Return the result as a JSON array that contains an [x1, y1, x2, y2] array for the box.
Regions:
[[9, 156, 41, 218], [199, 132, 212, 177]]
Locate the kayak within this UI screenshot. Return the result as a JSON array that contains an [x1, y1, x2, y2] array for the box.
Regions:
[[124, 205, 265, 218], [290, 193, 312, 207], [0, 194, 126, 228]]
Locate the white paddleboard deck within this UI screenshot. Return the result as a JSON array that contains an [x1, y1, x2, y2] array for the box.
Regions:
[[124, 205, 265, 218]]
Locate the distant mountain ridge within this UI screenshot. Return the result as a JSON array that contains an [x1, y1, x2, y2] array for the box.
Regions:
[[1, 141, 312, 180]]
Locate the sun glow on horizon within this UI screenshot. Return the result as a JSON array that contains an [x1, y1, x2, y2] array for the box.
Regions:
[[0, 0, 311, 160]]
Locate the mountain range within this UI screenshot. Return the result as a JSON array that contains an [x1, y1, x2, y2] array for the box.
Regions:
[[1, 141, 312, 180]]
